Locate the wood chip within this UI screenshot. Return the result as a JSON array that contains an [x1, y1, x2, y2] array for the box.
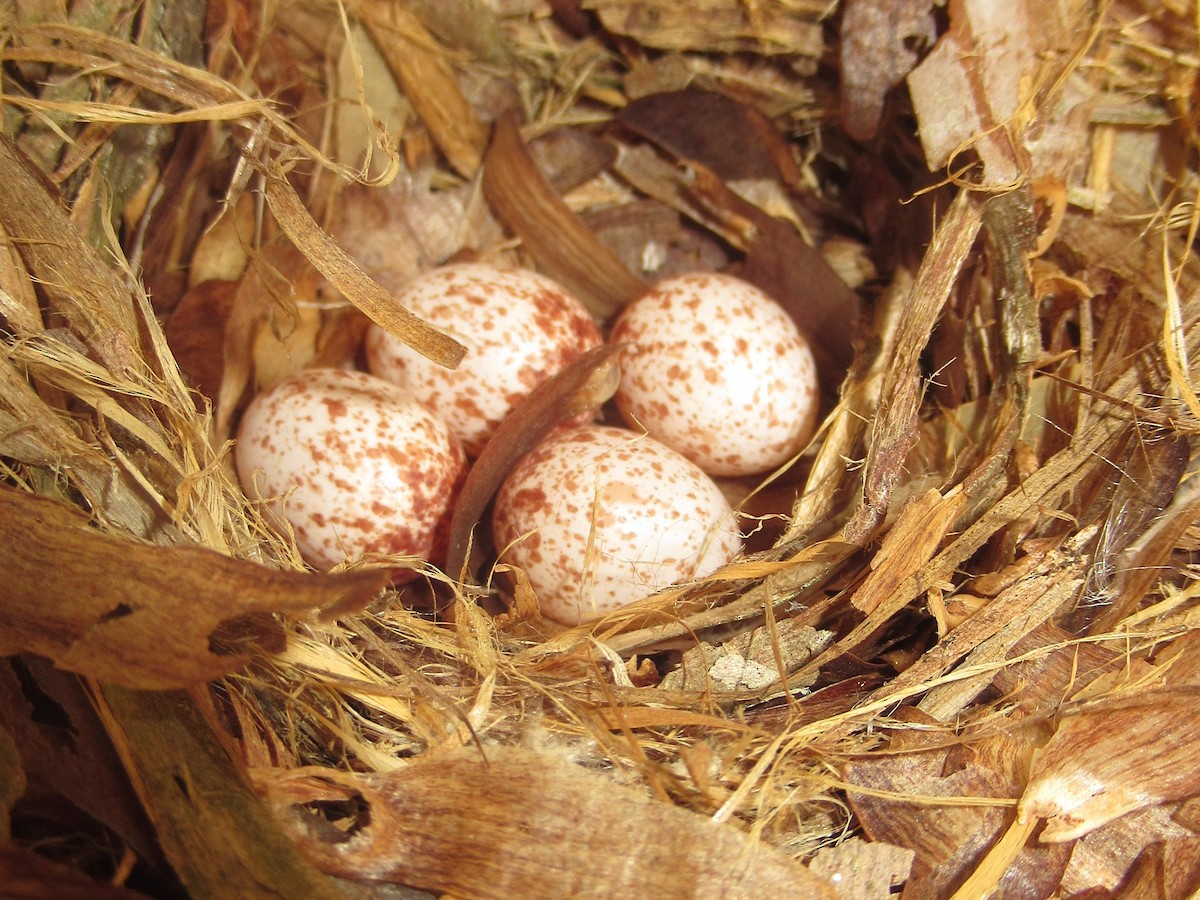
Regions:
[[256, 746, 839, 899]]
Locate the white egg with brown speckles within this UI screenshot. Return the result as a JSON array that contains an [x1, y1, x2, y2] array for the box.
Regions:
[[366, 263, 603, 456], [235, 368, 467, 572], [493, 424, 742, 625], [611, 272, 819, 477]]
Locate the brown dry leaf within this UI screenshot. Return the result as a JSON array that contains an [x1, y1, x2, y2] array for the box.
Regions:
[[986, 624, 1123, 720], [249, 271, 326, 392], [579, 199, 729, 283], [616, 88, 802, 187], [332, 20, 409, 182], [1114, 836, 1200, 900], [0, 721, 23, 842], [330, 174, 502, 294], [260, 164, 465, 370], [188, 192, 257, 288], [531, 127, 618, 195], [483, 111, 646, 319], [1019, 688, 1200, 843], [99, 686, 358, 900], [445, 342, 624, 581], [807, 837, 915, 900], [0, 843, 155, 899], [403, 0, 514, 68], [0, 657, 164, 872], [256, 746, 838, 898], [585, 0, 826, 59], [351, 0, 488, 177], [0, 485, 389, 689], [1058, 805, 1200, 896], [163, 279, 238, 403], [839, 0, 939, 141], [845, 724, 1061, 899]]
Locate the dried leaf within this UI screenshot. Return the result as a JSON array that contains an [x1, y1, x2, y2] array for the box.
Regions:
[[585, 0, 825, 58], [402, 0, 515, 68], [986, 624, 1122, 719], [352, 0, 488, 177], [483, 111, 646, 319], [444, 342, 624, 580], [0, 843, 155, 899], [530, 127, 618, 195], [1020, 689, 1200, 843], [0, 657, 164, 871], [333, 21, 409, 181], [1114, 837, 1200, 900], [617, 88, 801, 187], [579, 199, 728, 282], [0, 721, 23, 842], [0, 486, 388, 689], [260, 164, 465, 370], [846, 726, 1058, 899], [330, 175, 501, 293], [99, 687, 358, 900], [163, 279, 237, 402], [256, 747, 839, 898], [1059, 805, 1199, 896], [187, 192, 256, 287]]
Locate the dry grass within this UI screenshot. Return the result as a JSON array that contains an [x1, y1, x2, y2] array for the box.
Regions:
[[3, 0, 1200, 896]]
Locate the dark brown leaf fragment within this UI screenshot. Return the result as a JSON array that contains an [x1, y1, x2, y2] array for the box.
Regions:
[[617, 88, 802, 187], [444, 343, 624, 581], [483, 111, 646, 319]]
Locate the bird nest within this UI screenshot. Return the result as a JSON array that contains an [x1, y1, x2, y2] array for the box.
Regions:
[[3, 1, 1200, 897]]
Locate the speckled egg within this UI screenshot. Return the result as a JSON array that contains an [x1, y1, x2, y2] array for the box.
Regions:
[[235, 367, 467, 572], [611, 272, 820, 477], [493, 424, 742, 625], [366, 263, 603, 456]]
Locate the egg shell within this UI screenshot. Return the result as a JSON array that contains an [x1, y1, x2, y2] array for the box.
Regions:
[[235, 367, 467, 572], [365, 263, 603, 456], [493, 424, 742, 625], [611, 272, 819, 477]]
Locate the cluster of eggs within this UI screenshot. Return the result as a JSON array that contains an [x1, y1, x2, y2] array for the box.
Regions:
[[234, 263, 820, 625]]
